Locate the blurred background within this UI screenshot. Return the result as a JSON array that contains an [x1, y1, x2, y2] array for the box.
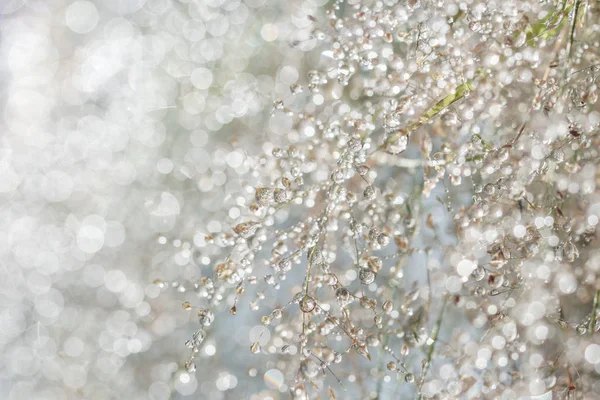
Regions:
[[0, 0, 334, 398]]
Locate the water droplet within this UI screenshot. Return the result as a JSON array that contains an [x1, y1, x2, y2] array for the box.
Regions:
[[471, 266, 486, 281], [274, 188, 292, 203], [233, 221, 259, 239], [469, 21, 482, 32], [386, 134, 408, 154], [251, 341, 261, 354], [562, 240, 579, 262], [400, 344, 410, 356], [355, 164, 369, 176], [272, 100, 284, 112], [335, 287, 352, 306], [359, 268, 376, 285], [185, 360, 196, 373], [256, 187, 274, 206], [300, 359, 319, 378], [300, 296, 316, 313], [347, 138, 363, 152], [377, 233, 390, 247], [355, 343, 371, 360], [290, 84, 302, 95], [279, 259, 292, 272], [192, 329, 206, 343], [383, 300, 393, 312], [368, 226, 381, 242], [198, 310, 215, 327]]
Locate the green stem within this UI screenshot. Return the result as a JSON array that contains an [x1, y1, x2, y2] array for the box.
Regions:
[[567, 0, 581, 59], [378, 81, 474, 152], [590, 290, 599, 335]]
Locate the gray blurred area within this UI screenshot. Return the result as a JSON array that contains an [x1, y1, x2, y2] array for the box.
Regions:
[[0, 0, 327, 398]]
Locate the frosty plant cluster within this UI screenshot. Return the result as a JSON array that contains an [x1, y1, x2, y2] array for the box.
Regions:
[[157, 0, 600, 398]]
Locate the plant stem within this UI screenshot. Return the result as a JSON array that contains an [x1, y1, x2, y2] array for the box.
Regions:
[[418, 296, 448, 400], [304, 245, 317, 296], [375, 335, 388, 399], [567, 0, 582, 59], [590, 290, 599, 335], [378, 81, 474, 152]]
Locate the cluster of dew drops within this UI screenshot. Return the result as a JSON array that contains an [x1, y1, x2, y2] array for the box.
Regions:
[[156, 0, 600, 398]]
